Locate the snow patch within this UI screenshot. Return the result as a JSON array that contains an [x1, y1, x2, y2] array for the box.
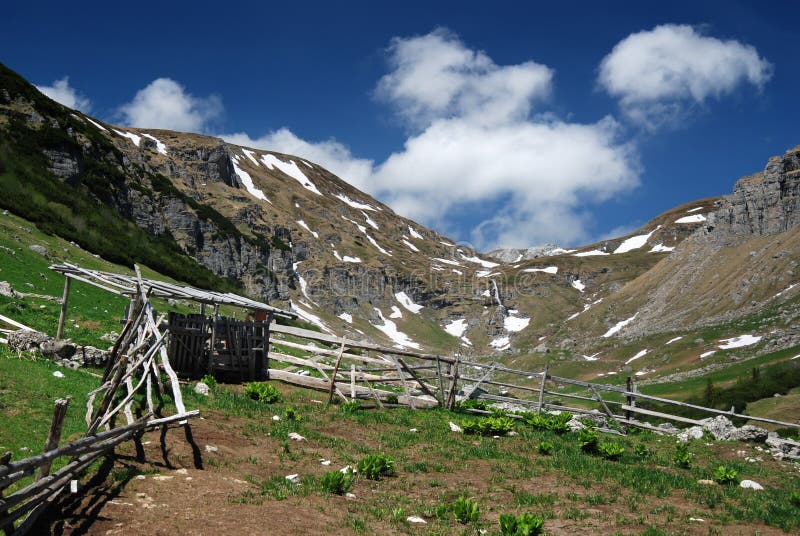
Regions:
[[242, 148, 259, 166], [262, 154, 322, 195], [395, 291, 423, 313], [335, 193, 378, 211], [649, 243, 675, 253], [675, 214, 707, 224], [666, 336, 683, 345], [291, 301, 332, 333], [603, 313, 638, 338], [614, 228, 657, 254], [371, 308, 420, 349], [338, 312, 353, 324], [572, 279, 585, 292], [775, 283, 797, 298], [459, 253, 499, 268], [523, 266, 558, 274], [84, 117, 107, 131], [718, 334, 762, 350], [476, 270, 500, 278], [432, 257, 461, 266], [686, 206, 704, 213], [574, 249, 609, 257], [296, 220, 319, 239], [113, 129, 141, 147], [582, 353, 600, 361], [700, 350, 716, 358], [389, 306, 403, 319], [444, 318, 468, 338], [141, 133, 167, 155], [504, 315, 530, 333], [343, 255, 361, 263], [232, 158, 270, 202], [402, 239, 420, 252], [408, 226, 424, 240], [625, 349, 648, 365], [489, 336, 511, 351], [362, 211, 379, 230]]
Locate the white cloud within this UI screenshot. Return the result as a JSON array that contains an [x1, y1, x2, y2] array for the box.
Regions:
[[35, 77, 91, 112], [598, 24, 772, 129], [119, 78, 222, 132], [223, 29, 640, 249]]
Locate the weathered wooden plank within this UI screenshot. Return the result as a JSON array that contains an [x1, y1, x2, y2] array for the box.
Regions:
[[35, 398, 71, 482], [0, 314, 33, 332], [620, 405, 702, 426]]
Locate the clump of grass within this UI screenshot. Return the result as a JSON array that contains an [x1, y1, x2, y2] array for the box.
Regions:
[[673, 442, 692, 468], [499, 512, 544, 535], [284, 406, 300, 421], [598, 442, 625, 461], [339, 400, 360, 414], [712, 465, 739, 485], [523, 412, 571, 434], [634, 443, 650, 458], [452, 496, 480, 524], [462, 415, 515, 436], [244, 382, 282, 403], [357, 454, 395, 480], [319, 468, 353, 495], [789, 491, 800, 508], [537, 440, 554, 455]]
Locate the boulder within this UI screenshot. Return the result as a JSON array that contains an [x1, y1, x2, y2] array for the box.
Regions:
[[40, 339, 77, 360], [698, 416, 737, 440], [0, 281, 20, 298], [194, 382, 211, 396], [730, 425, 769, 443], [28, 244, 48, 257]]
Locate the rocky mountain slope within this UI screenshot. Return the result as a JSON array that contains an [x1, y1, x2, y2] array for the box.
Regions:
[[0, 61, 797, 379]]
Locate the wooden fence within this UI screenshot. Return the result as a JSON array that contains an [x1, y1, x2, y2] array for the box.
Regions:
[[0, 267, 198, 535]]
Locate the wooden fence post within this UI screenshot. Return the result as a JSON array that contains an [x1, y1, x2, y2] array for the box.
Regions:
[[625, 376, 633, 421], [36, 397, 71, 482], [55, 277, 71, 341], [537, 364, 548, 415]]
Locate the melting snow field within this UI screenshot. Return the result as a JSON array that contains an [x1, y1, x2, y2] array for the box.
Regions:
[[582, 353, 600, 361], [142, 133, 167, 155], [232, 158, 270, 202], [338, 312, 353, 324], [574, 249, 609, 257], [459, 253, 499, 269], [571, 280, 585, 292], [402, 239, 420, 252], [700, 350, 716, 358], [504, 315, 530, 332], [432, 257, 461, 266], [296, 220, 319, 239], [262, 154, 322, 195], [335, 193, 378, 211], [614, 227, 657, 254], [523, 266, 558, 274], [444, 318, 467, 338], [603, 313, 637, 338], [395, 291, 423, 313], [625, 349, 648, 365], [489, 336, 511, 351], [362, 212, 379, 230], [649, 243, 675, 253], [775, 283, 798, 298], [84, 117, 107, 131], [113, 129, 141, 147], [675, 214, 707, 224], [408, 226, 424, 240], [666, 336, 683, 345], [371, 308, 420, 349], [292, 301, 331, 333], [389, 306, 403, 319], [718, 334, 762, 349], [241, 148, 259, 166], [686, 206, 703, 213]]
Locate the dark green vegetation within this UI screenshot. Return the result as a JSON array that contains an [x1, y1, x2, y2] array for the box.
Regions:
[[0, 62, 241, 293]]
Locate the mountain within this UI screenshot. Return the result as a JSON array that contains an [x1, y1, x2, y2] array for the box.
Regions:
[[1, 61, 798, 382]]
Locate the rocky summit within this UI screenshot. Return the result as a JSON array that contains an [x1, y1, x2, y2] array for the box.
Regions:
[[0, 61, 798, 383]]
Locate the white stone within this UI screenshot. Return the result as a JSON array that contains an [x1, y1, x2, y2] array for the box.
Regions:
[[449, 421, 463, 433], [739, 480, 764, 490], [272, 415, 281, 421], [285, 474, 300, 484], [204, 445, 218, 453], [193, 382, 210, 396], [52, 370, 65, 378], [406, 516, 427, 524], [288, 432, 306, 441]]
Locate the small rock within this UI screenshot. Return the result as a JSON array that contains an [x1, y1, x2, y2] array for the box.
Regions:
[[449, 421, 463, 433], [28, 244, 48, 257], [0, 281, 20, 298], [204, 445, 218, 453], [52, 370, 65, 378], [697, 479, 716, 486], [174, 468, 188, 475], [406, 516, 426, 524], [320, 460, 331, 466], [689, 517, 705, 523], [285, 474, 300, 484], [135, 475, 146, 480], [409, 428, 418, 433], [740, 479, 764, 490], [193, 382, 210, 396], [288, 432, 305, 441], [272, 415, 281, 421], [340, 465, 356, 474], [152, 475, 173, 481], [345, 492, 356, 499]]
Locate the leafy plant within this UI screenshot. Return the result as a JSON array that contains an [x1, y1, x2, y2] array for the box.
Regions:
[[339, 400, 361, 414], [577, 428, 599, 453], [200, 374, 217, 390], [712, 465, 739, 485], [499, 512, 544, 535], [319, 468, 353, 495], [598, 442, 625, 461], [457, 398, 489, 411], [789, 491, 800, 507], [634, 443, 650, 458], [524, 411, 571, 434], [357, 454, 395, 480], [673, 442, 692, 468], [452, 496, 480, 524], [244, 382, 282, 403], [462, 415, 515, 436], [537, 440, 554, 455], [284, 406, 300, 421]]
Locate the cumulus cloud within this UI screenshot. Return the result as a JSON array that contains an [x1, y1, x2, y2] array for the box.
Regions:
[[35, 77, 91, 112], [598, 24, 772, 129], [222, 29, 640, 249], [119, 78, 222, 132]]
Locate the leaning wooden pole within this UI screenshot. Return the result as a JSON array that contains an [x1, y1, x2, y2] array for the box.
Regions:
[[35, 398, 71, 482], [537, 364, 549, 415], [55, 277, 71, 340]]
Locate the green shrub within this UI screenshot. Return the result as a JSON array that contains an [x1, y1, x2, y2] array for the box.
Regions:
[[457, 399, 490, 411], [634, 443, 650, 458], [712, 465, 739, 485], [357, 454, 395, 480], [499, 512, 544, 535], [673, 442, 692, 468], [284, 406, 300, 421], [577, 429, 599, 453], [244, 382, 282, 403], [789, 491, 800, 507], [462, 416, 515, 436], [320, 468, 353, 495], [452, 496, 480, 524], [524, 412, 571, 434], [598, 442, 625, 461], [537, 441, 554, 455], [200, 374, 217, 390]]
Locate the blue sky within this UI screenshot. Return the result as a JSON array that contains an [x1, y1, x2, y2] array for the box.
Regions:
[[3, 1, 798, 251]]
